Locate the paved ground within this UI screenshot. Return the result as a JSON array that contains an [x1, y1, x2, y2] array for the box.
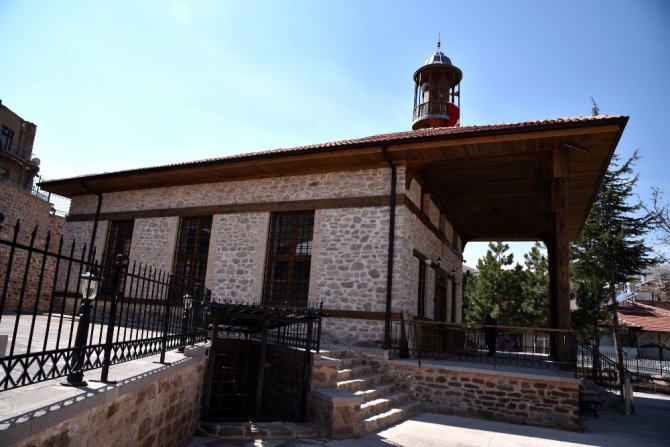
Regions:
[[187, 392, 670, 447]]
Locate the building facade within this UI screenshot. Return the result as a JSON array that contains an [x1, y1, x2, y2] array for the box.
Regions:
[[41, 46, 627, 350], [0, 99, 40, 190]]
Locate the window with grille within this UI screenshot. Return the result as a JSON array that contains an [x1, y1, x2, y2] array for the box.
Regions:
[[103, 220, 134, 268], [417, 260, 426, 318], [263, 211, 314, 307], [0, 126, 14, 151], [174, 216, 212, 286]]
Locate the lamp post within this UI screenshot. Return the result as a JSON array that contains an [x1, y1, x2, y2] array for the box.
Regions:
[[178, 293, 193, 353], [62, 268, 101, 386]]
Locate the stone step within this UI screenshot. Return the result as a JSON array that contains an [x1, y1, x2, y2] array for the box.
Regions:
[[337, 373, 382, 392], [321, 349, 352, 359], [353, 383, 396, 403], [359, 392, 409, 419], [199, 420, 324, 439], [337, 364, 372, 381], [360, 401, 423, 434]]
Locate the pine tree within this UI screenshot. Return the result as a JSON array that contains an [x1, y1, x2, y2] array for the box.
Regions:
[[519, 242, 549, 327], [464, 242, 514, 324], [571, 151, 656, 376]]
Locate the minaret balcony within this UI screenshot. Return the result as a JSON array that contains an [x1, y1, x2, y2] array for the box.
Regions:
[[413, 101, 450, 123]]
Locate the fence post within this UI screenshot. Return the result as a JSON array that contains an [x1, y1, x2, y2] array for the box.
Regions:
[[158, 273, 174, 364], [99, 254, 126, 383]]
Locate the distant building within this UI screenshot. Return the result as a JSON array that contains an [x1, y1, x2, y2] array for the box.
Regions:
[[0, 100, 66, 312], [0, 99, 40, 190]]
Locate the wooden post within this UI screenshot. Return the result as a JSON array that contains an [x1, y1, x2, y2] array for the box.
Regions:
[[549, 148, 572, 362]]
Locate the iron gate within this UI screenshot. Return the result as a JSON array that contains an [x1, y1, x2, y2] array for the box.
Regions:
[[203, 302, 323, 421]]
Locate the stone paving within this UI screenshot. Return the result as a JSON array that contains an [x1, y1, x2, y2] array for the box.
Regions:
[[187, 392, 670, 447]]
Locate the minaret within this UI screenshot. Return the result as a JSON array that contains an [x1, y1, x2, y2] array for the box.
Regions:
[[412, 38, 462, 129]]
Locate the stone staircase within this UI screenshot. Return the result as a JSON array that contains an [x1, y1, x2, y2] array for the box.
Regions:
[[310, 347, 421, 438]]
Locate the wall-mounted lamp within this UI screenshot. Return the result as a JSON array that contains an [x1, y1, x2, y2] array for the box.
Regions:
[[425, 257, 442, 267]]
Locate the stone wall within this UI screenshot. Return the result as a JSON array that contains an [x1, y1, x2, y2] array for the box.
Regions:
[[208, 212, 269, 301], [128, 217, 179, 273], [7, 347, 209, 447], [0, 182, 66, 312], [68, 169, 393, 216], [59, 165, 464, 346], [385, 360, 580, 430]]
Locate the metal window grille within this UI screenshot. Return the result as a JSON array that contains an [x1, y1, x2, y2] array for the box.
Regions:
[[263, 211, 314, 307], [0, 126, 13, 151], [173, 216, 212, 285], [102, 220, 134, 268], [417, 260, 426, 318]]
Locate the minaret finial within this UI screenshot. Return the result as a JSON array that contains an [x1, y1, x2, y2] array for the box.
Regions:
[[437, 34, 441, 50]]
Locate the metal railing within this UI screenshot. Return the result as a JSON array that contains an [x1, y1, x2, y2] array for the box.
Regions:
[[576, 342, 624, 395], [0, 173, 71, 216], [0, 219, 210, 391], [598, 346, 669, 377], [390, 317, 577, 373]]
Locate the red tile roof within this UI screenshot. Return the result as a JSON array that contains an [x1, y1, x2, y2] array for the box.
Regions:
[[44, 115, 625, 182], [618, 302, 670, 332]]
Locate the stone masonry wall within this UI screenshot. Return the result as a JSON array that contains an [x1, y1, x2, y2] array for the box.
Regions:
[[395, 206, 462, 322], [313, 206, 391, 346], [8, 347, 209, 447], [128, 216, 179, 274], [0, 182, 66, 312], [385, 361, 580, 430], [68, 169, 392, 216], [60, 165, 464, 346], [208, 212, 269, 301]]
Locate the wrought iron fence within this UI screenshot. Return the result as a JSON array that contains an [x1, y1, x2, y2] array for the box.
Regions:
[[390, 317, 577, 373], [597, 346, 670, 377], [0, 219, 210, 391]]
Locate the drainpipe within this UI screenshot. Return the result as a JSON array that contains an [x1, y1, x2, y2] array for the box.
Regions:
[[80, 181, 103, 263], [381, 145, 396, 349]]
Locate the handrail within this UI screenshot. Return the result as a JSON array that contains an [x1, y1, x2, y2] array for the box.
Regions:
[[391, 318, 576, 372]]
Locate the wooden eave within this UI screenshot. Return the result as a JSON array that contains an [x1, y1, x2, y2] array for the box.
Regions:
[[40, 116, 627, 242]]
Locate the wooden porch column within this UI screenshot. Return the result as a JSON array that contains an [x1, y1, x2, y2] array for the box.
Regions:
[[548, 148, 572, 362]]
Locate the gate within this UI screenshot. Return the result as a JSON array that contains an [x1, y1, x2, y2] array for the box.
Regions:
[[203, 302, 323, 421]]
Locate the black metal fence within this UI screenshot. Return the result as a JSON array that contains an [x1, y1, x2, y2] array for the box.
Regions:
[[391, 317, 577, 373], [0, 219, 210, 391], [598, 346, 670, 377]]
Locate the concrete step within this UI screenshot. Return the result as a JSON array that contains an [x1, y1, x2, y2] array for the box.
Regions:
[[353, 383, 396, 403], [337, 364, 372, 381], [337, 373, 382, 392], [360, 401, 423, 434], [359, 392, 409, 419]]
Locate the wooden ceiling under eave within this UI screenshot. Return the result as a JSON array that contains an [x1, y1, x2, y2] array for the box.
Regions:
[[387, 120, 626, 242]]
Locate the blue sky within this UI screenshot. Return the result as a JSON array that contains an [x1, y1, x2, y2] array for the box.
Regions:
[[1, 0, 669, 267]]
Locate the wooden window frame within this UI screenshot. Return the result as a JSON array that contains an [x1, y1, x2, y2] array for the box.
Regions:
[[263, 211, 314, 307], [173, 215, 212, 287]]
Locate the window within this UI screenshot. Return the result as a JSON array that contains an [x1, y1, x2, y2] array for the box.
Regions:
[[263, 211, 314, 307], [103, 220, 134, 268], [417, 260, 426, 318], [174, 216, 212, 286], [0, 126, 14, 151]]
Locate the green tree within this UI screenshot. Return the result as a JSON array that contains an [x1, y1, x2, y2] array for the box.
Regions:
[[464, 242, 514, 324], [571, 151, 656, 374], [464, 242, 550, 328], [518, 242, 549, 327]]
